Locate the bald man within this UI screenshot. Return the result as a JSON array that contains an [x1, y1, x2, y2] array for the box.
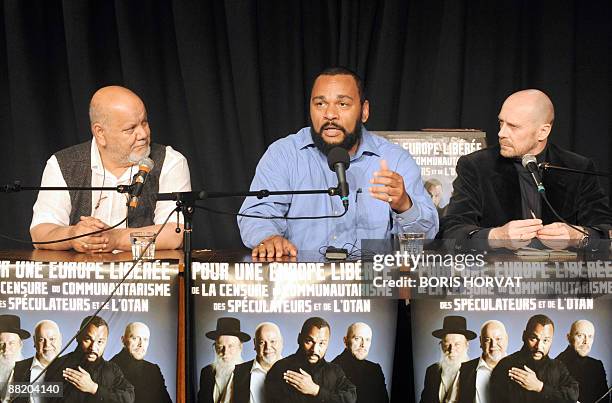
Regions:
[[332, 322, 389, 403], [11, 320, 62, 403], [439, 89, 612, 247], [31, 85, 191, 253], [457, 320, 508, 403], [556, 320, 609, 403], [233, 322, 284, 403], [111, 322, 172, 403]]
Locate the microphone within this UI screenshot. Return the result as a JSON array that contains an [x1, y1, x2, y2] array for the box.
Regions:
[[521, 154, 545, 193], [327, 147, 350, 210], [128, 157, 155, 208]]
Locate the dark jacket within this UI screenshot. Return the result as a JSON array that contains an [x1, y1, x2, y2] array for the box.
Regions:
[[110, 349, 172, 403], [265, 351, 357, 403], [232, 360, 254, 403], [10, 357, 34, 403], [456, 358, 480, 403], [556, 346, 610, 403], [45, 349, 135, 403], [490, 347, 579, 403], [197, 364, 214, 403], [332, 349, 389, 403], [419, 363, 442, 403], [439, 144, 612, 240]]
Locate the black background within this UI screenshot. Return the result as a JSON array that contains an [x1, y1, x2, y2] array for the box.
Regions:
[[0, 0, 609, 250], [0, 1, 609, 400]]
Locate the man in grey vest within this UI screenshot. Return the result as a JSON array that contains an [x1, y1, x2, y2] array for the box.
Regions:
[[30, 85, 191, 252]]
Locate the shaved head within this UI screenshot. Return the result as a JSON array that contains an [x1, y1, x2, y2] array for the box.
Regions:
[[89, 86, 144, 126], [88, 85, 151, 168], [503, 89, 555, 126], [497, 89, 555, 157], [122, 322, 150, 360], [345, 322, 372, 360], [567, 319, 595, 357]]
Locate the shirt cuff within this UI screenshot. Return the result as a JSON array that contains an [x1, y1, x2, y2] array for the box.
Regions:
[[391, 202, 421, 227], [469, 228, 491, 239]]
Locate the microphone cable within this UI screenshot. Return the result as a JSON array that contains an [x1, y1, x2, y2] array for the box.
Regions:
[[195, 203, 349, 221], [0, 217, 127, 246], [540, 191, 589, 237]]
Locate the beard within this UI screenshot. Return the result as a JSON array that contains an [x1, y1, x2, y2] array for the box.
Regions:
[[310, 121, 362, 155], [484, 349, 506, 364], [439, 350, 468, 384], [128, 145, 151, 164], [259, 352, 282, 367], [0, 351, 23, 383], [212, 352, 243, 381]]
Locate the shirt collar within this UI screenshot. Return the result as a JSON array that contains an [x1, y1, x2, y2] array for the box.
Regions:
[[251, 359, 267, 374], [297, 126, 381, 159], [30, 356, 45, 371], [476, 357, 493, 371], [91, 139, 103, 172]]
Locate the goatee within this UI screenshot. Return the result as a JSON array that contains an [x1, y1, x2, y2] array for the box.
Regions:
[[310, 123, 362, 155]]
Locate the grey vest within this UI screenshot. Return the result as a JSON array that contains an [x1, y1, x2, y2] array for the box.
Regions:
[[54, 141, 167, 228]]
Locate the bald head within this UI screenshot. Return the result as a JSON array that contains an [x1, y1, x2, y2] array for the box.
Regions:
[[122, 322, 150, 360], [504, 89, 554, 125], [479, 320, 508, 366], [498, 89, 555, 157], [89, 86, 144, 126], [345, 322, 372, 360], [567, 319, 594, 357], [89, 86, 151, 168], [254, 322, 283, 368], [34, 320, 62, 365]]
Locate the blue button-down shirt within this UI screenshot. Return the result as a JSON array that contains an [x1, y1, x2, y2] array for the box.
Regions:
[[238, 127, 438, 251]]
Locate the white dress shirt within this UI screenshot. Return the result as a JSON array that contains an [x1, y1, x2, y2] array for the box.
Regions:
[[249, 360, 267, 403], [474, 357, 494, 403], [29, 356, 45, 403], [31, 140, 191, 229]]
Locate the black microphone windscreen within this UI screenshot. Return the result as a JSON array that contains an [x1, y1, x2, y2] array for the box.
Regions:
[[521, 154, 537, 169], [327, 147, 350, 171]]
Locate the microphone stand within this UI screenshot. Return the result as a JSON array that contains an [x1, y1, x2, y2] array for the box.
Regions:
[[1, 180, 133, 193], [157, 186, 344, 402], [539, 163, 610, 177]]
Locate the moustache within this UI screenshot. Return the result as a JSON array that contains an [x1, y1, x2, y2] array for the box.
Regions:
[[321, 122, 346, 132]]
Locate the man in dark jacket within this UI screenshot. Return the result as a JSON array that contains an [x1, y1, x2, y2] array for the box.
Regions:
[[490, 314, 578, 403], [556, 319, 609, 403], [439, 89, 612, 248], [111, 322, 171, 403], [11, 320, 62, 403], [332, 322, 388, 403], [232, 322, 284, 403], [457, 320, 508, 403], [266, 317, 356, 403], [45, 315, 134, 403]]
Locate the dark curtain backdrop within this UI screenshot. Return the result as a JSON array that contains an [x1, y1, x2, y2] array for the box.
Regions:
[[1, 0, 610, 250]]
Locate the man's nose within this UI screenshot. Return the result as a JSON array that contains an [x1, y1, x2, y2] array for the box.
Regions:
[[323, 104, 338, 120], [498, 123, 507, 138]]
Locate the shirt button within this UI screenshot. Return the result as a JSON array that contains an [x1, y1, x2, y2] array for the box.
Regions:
[[332, 236, 337, 240], [397, 217, 403, 221]]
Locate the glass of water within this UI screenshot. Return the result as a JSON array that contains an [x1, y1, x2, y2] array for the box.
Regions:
[[130, 232, 156, 260], [398, 232, 425, 256]]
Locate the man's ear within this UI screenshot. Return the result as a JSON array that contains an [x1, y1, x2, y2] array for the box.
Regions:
[[537, 123, 551, 142], [92, 123, 106, 147], [361, 100, 370, 123]]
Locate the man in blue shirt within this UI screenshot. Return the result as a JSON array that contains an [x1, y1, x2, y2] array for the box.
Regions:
[[239, 67, 438, 257]]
